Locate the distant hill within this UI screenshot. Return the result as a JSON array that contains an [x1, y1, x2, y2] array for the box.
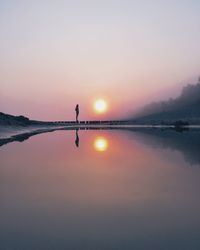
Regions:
[[131, 79, 200, 124], [0, 112, 31, 126]]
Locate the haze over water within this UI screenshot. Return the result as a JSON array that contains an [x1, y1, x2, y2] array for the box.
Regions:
[[0, 129, 200, 250]]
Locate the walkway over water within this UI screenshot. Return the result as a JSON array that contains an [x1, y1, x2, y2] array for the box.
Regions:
[[46, 120, 131, 125]]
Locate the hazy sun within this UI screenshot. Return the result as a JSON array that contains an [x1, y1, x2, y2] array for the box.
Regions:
[[94, 99, 107, 113]]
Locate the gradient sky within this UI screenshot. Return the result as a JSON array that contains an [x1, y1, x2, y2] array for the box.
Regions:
[[1, 0, 200, 120]]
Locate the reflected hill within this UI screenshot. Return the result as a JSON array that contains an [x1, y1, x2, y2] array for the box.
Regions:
[[0, 130, 53, 147], [125, 128, 200, 166]]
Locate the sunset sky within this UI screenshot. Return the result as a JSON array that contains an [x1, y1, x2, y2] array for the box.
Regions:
[[1, 0, 200, 121]]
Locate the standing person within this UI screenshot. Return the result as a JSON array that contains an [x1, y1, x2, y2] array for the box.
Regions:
[[75, 104, 79, 123]]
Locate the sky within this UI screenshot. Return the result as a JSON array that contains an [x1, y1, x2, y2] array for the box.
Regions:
[[0, 0, 200, 121]]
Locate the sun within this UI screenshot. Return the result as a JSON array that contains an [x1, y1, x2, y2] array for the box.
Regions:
[[94, 99, 107, 114]]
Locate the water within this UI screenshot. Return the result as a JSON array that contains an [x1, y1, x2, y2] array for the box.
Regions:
[[0, 128, 200, 250]]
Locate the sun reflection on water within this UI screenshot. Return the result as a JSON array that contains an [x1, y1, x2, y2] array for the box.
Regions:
[[94, 137, 108, 152]]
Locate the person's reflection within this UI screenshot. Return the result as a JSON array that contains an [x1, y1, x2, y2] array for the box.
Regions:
[[75, 129, 79, 147]]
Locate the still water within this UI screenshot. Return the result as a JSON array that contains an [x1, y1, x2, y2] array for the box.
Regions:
[[0, 128, 200, 250]]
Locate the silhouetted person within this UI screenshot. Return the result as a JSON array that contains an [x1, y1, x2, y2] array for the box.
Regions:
[[75, 129, 79, 147], [75, 104, 79, 123]]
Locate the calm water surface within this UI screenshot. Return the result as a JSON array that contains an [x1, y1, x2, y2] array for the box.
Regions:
[[0, 129, 200, 250]]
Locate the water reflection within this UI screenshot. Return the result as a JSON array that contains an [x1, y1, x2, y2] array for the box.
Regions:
[[94, 136, 108, 152], [126, 128, 200, 166], [0, 130, 200, 250], [1, 128, 200, 166], [74, 130, 109, 152], [75, 129, 79, 147]]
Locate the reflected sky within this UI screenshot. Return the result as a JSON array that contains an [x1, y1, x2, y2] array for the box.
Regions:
[[0, 130, 200, 249]]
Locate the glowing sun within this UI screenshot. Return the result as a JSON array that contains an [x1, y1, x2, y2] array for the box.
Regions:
[[94, 99, 107, 114]]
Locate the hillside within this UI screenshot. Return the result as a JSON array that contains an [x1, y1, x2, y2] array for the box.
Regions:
[[132, 79, 200, 124], [0, 112, 31, 126]]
